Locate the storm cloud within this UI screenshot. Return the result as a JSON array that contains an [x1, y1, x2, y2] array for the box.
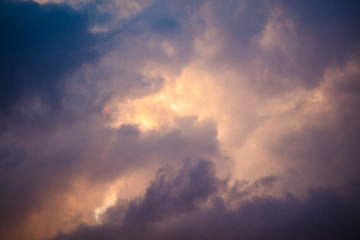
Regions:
[[1, 0, 360, 239], [0, 0, 97, 120], [54, 159, 360, 240]]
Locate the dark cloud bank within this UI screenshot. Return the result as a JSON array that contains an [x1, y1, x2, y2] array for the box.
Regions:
[[0, 0, 104, 144], [1, 0, 360, 240], [54, 159, 360, 240], [0, 0, 97, 115]]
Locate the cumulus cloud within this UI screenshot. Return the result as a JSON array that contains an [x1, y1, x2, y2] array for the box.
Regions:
[[1, 0, 360, 239], [54, 159, 360, 240]]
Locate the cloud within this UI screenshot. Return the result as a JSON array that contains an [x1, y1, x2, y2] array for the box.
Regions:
[[1, 0, 360, 239], [0, 0, 97, 116], [267, 62, 360, 193], [0, 115, 219, 239], [0, 2, 202, 238], [53, 159, 360, 240], [52, 159, 219, 240]]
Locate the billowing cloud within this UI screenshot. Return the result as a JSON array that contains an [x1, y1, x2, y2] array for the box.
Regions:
[[54, 159, 360, 240], [1, 0, 360, 239]]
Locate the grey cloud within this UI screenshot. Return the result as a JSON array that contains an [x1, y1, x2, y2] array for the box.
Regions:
[[119, 159, 219, 226], [228, 175, 278, 202], [1, 0, 360, 239], [158, 188, 360, 240], [54, 158, 220, 240], [270, 65, 360, 191], [0, 116, 219, 239], [277, 0, 360, 86], [203, 0, 360, 96], [86, 118, 219, 182], [53, 159, 360, 240], [0, 0, 209, 237]]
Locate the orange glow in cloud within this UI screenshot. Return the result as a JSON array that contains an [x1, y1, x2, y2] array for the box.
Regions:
[[3, 1, 360, 240], [102, 53, 354, 195]]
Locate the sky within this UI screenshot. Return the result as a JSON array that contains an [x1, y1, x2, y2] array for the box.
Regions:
[[1, 0, 360, 239]]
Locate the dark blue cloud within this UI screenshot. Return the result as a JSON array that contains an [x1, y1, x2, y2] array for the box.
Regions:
[[279, 0, 360, 85], [151, 16, 180, 34], [0, 0, 97, 116]]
